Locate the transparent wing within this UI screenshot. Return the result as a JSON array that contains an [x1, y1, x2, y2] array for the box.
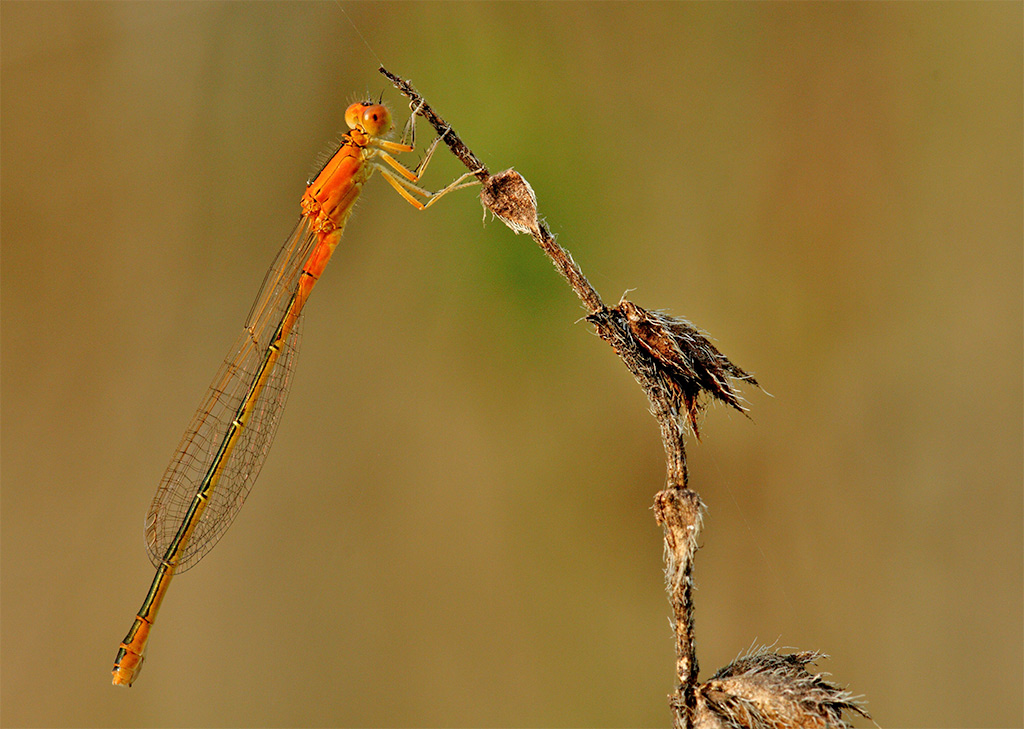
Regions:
[[145, 219, 319, 572]]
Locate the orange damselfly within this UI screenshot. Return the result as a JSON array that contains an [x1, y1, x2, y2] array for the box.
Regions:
[[112, 99, 477, 686]]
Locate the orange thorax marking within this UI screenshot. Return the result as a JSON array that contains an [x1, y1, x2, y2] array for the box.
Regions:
[[301, 129, 373, 235]]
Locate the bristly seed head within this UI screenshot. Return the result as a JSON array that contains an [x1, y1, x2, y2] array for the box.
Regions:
[[698, 647, 870, 728], [600, 299, 760, 438]]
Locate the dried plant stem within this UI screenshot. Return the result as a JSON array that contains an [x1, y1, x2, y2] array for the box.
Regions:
[[379, 67, 490, 183], [383, 64, 703, 716], [381, 67, 867, 729], [379, 68, 603, 314], [657, 486, 703, 728]]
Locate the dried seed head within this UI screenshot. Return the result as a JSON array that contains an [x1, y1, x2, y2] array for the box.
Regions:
[[695, 648, 870, 729], [612, 299, 759, 437], [480, 168, 540, 236]]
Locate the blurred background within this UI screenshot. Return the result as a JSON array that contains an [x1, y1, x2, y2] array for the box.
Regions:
[[2, 3, 1020, 727]]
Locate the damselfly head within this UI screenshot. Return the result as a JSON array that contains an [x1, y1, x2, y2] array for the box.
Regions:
[[345, 102, 392, 137]]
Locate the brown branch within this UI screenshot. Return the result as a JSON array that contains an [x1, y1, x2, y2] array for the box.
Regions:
[[379, 67, 490, 182], [380, 66, 868, 729]]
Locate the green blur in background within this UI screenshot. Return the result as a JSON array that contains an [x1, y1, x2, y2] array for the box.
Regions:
[[2, 2, 1021, 727]]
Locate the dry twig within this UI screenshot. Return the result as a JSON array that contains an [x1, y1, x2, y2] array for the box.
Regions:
[[381, 67, 868, 729]]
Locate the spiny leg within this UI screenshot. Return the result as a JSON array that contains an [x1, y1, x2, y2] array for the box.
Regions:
[[373, 128, 450, 183], [398, 98, 427, 148], [376, 164, 481, 211]]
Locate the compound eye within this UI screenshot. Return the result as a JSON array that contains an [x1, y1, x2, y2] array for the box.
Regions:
[[359, 104, 391, 136], [344, 103, 367, 130]]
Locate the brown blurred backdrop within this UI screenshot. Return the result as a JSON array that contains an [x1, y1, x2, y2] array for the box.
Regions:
[[2, 2, 1021, 727]]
